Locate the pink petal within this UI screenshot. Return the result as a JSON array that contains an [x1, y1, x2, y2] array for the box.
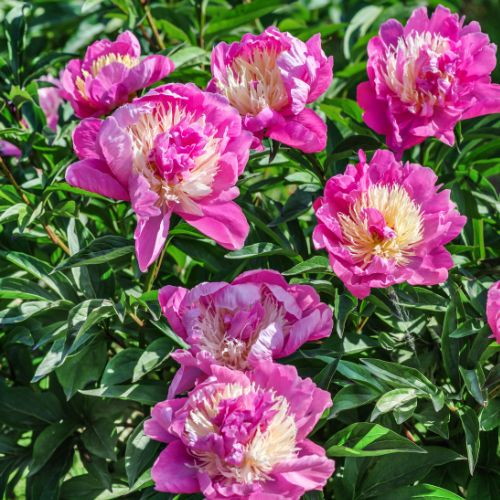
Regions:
[[65, 159, 129, 200], [151, 441, 199, 494], [134, 211, 171, 272], [178, 200, 249, 250], [267, 108, 327, 153]]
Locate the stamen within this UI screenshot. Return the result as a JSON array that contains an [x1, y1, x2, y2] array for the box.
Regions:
[[185, 384, 297, 484], [339, 184, 424, 265], [219, 48, 288, 115], [384, 32, 451, 112]]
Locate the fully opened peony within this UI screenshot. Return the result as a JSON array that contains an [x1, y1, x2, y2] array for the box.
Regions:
[[487, 281, 500, 343], [208, 27, 333, 153], [145, 362, 334, 499], [60, 31, 174, 118], [159, 269, 333, 397], [65, 83, 253, 271], [313, 149, 466, 299], [357, 5, 500, 154]]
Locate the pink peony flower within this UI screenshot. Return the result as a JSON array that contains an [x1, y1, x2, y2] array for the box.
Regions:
[[60, 31, 174, 118], [65, 83, 252, 271], [207, 27, 333, 153], [357, 5, 500, 154], [0, 140, 21, 158], [159, 269, 333, 397], [313, 149, 467, 299], [38, 75, 63, 131], [144, 361, 334, 499], [486, 281, 500, 343]]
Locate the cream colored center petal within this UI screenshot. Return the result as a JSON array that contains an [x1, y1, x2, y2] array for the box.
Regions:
[[219, 49, 289, 115], [338, 184, 424, 266], [126, 103, 221, 213], [75, 53, 140, 99], [196, 295, 287, 370], [185, 385, 297, 484], [384, 32, 451, 111]]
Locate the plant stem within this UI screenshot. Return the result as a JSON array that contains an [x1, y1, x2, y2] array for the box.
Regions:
[[0, 155, 70, 255], [141, 1, 165, 50]]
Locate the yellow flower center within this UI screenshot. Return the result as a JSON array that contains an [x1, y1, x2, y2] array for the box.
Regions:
[[338, 184, 424, 265]]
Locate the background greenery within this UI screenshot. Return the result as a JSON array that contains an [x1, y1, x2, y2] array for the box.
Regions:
[[0, 0, 499, 498]]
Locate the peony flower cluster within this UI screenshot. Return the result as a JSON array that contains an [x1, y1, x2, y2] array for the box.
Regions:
[[159, 269, 333, 397], [24, 5, 495, 497], [357, 5, 500, 154], [313, 149, 466, 298], [145, 362, 335, 499], [208, 27, 333, 153]]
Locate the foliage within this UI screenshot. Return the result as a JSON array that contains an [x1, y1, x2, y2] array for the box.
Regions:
[[0, 0, 499, 499]]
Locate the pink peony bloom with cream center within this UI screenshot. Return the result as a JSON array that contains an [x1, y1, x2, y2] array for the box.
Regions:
[[486, 281, 500, 343], [144, 362, 334, 499], [357, 5, 500, 154], [60, 31, 174, 118], [65, 83, 253, 271], [159, 269, 333, 397], [208, 27, 333, 153], [313, 149, 467, 299]]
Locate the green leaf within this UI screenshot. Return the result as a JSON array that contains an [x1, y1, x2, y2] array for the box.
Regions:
[[125, 421, 160, 487], [225, 243, 296, 260], [326, 423, 424, 457], [80, 383, 165, 406], [66, 299, 115, 354], [335, 292, 357, 337], [358, 447, 464, 498], [479, 399, 500, 431], [30, 421, 76, 475], [102, 348, 144, 386], [361, 358, 445, 411], [0, 250, 77, 301], [82, 419, 117, 461], [459, 406, 480, 475], [332, 385, 380, 416], [132, 338, 174, 383], [0, 277, 58, 301], [373, 483, 464, 499], [56, 236, 134, 270], [283, 256, 330, 276], [56, 340, 108, 400], [205, 0, 284, 35], [459, 366, 486, 406]]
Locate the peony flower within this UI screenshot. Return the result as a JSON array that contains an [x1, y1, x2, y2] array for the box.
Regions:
[[65, 83, 252, 271], [486, 281, 500, 343], [60, 31, 174, 118], [38, 75, 63, 131], [357, 5, 500, 155], [144, 361, 334, 499], [313, 149, 466, 299], [207, 27, 333, 153], [159, 269, 333, 397]]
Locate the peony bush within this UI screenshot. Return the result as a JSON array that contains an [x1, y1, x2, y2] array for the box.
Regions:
[[0, 1, 498, 499]]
